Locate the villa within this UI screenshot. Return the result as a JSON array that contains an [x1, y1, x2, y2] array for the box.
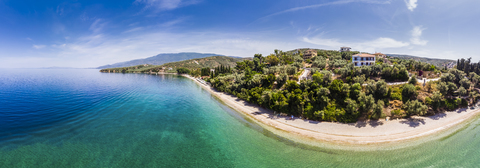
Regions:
[[303, 49, 317, 60], [352, 53, 376, 67], [340, 47, 351, 52]]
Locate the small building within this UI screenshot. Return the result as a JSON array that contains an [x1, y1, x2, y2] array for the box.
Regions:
[[303, 49, 317, 60], [168, 67, 173, 70], [352, 53, 376, 67], [293, 49, 300, 55], [373, 52, 387, 58], [340, 47, 351, 52]]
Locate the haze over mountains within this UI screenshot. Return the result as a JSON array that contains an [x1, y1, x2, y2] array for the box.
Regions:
[[96, 52, 226, 69], [387, 54, 456, 67]]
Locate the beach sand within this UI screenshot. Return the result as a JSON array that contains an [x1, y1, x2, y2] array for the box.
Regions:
[[183, 75, 480, 145]]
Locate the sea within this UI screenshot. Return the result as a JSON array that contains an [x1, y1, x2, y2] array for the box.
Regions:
[[0, 69, 479, 167]]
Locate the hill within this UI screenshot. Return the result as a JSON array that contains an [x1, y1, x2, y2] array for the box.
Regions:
[[99, 56, 250, 73], [96, 52, 225, 69], [283, 48, 456, 68], [387, 54, 456, 67]]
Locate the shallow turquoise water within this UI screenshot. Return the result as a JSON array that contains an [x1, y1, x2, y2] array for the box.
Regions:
[[0, 69, 479, 167]]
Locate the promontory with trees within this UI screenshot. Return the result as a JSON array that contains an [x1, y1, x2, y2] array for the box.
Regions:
[[101, 49, 480, 123]]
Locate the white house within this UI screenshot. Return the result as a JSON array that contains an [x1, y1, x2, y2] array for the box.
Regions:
[[352, 53, 376, 67], [340, 47, 351, 52]]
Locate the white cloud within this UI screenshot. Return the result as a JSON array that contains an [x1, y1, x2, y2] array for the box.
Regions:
[[52, 44, 66, 48], [405, 0, 418, 11], [123, 27, 144, 33], [159, 18, 185, 27], [33, 45, 46, 49], [89, 19, 107, 33], [410, 26, 428, 45], [135, 0, 200, 11], [45, 31, 296, 68], [259, 0, 392, 20], [302, 36, 409, 52]]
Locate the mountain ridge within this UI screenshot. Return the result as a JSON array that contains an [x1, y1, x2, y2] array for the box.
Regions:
[[96, 52, 237, 69]]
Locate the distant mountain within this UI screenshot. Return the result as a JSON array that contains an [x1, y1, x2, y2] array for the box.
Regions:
[[99, 56, 250, 73], [96, 52, 226, 69], [387, 54, 456, 67]]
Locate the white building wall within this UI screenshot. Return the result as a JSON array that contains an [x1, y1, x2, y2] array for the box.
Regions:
[[352, 56, 376, 67]]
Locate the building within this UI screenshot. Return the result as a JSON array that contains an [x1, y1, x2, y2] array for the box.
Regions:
[[303, 49, 317, 60], [372, 52, 387, 58], [352, 53, 376, 67], [340, 47, 351, 52]]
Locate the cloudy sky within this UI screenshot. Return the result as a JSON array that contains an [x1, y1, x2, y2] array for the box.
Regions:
[[0, 0, 479, 68]]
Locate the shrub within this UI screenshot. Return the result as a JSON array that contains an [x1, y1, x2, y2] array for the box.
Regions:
[[425, 97, 432, 105]]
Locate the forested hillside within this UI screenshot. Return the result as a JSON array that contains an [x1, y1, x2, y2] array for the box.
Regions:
[[388, 54, 456, 67], [99, 56, 249, 73], [97, 52, 226, 69], [201, 50, 479, 123]]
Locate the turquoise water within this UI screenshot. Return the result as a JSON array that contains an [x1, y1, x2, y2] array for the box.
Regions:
[[1, 69, 479, 167]]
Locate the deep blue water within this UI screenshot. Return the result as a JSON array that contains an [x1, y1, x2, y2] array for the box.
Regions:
[[1, 69, 480, 167]]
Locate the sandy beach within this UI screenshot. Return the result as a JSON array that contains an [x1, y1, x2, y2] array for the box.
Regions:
[[183, 75, 480, 145]]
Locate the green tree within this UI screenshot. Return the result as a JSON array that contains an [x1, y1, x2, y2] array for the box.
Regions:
[[459, 78, 471, 90], [402, 84, 417, 102], [375, 80, 388, 99], [447, 82, 458, 95], [371, 100, 384, 119], [458, 86, 467, 96], [320, 71, 332, 87], [437, 82, 449, 96], [312, 58, 327, 69], [353, 75, 366, 85], [312, 72, 324, 84], [276, 73, 288, 88], [365, 80, 376, 95], [403, 100, 428, 116], [350, 83, 362, 100], [265, 54, 280, 66], [286, 66, 297, 75], [344, 98, 358, 115], [329, 79, 344, 100], [409, 75, 418, 85], [431, 91, 443, 111], [358, 92, 375, 114], [176, 67, 190, 74]]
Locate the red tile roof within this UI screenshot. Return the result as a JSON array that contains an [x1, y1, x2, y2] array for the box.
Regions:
[[352, 53, 375, 57]]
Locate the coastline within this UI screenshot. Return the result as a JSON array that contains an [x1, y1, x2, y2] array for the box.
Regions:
[[181, 74, 480, 145]]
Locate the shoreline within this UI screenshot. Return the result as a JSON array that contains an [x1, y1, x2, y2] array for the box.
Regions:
[[181, 74, 480, 146]]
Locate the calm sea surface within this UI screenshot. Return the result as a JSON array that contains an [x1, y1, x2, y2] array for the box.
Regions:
[[1, 69, 480, 167]]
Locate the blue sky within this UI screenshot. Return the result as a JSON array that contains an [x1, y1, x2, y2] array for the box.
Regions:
[[0, 0, 479, 68]]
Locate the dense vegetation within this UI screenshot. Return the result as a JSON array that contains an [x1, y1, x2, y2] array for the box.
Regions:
[[200, 49, 479, 123], [100, 49, 479, 123], [97, 52, 225, 69], [388, 54, 456, 68], [99, 56, 249, 73]]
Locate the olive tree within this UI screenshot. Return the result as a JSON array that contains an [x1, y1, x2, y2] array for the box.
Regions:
[[403, 100, 428, 116]]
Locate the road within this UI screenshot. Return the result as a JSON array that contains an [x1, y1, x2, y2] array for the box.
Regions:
[[298, 68, 310, 84]]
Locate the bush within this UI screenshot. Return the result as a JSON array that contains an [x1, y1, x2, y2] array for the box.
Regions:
[[425, 97, 432, 105], [409, 75, 418, 85]]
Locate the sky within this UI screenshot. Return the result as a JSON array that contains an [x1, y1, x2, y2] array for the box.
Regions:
[[0, 0, 479, 68]]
